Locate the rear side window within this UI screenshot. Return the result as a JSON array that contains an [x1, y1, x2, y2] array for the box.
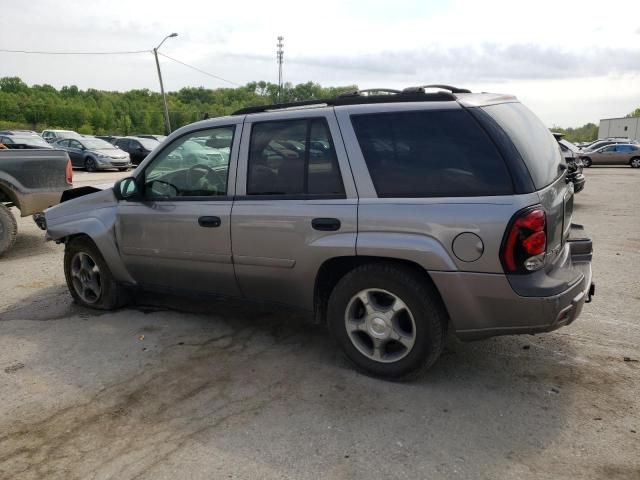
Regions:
[[483, 103, 563, 190], [351, 110, 513, 197], [247, 118, 345, 197]]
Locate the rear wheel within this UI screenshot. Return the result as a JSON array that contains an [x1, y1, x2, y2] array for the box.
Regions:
[[64, 237, 128, 310], [630, 157, 640, 168], [84, 157, 97, 172], [582, 157, 592, 167], [0, 204, 18, 257], [327, 263, 447, 380]]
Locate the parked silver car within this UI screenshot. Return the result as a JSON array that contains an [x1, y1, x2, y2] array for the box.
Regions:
[[43, 86, 594, 379]]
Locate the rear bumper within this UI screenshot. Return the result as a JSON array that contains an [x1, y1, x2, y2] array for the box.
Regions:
[[430, 225, 594, 341]]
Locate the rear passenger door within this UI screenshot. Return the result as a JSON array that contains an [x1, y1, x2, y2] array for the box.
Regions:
[[232, 110, 358, 310]]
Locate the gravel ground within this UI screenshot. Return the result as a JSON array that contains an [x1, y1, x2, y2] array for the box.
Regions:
[[0, 168, 638, 480]]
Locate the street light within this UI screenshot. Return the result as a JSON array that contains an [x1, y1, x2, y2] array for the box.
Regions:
[[153, 33, 178, 134]]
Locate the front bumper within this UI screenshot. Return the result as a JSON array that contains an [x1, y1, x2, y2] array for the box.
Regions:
[[96, 158, 132, 170], [430, 224, 594, 341]]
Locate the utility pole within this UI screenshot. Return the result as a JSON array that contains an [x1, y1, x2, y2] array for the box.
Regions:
[[277, 36, 284, 103], [154, 33, 178, 135]]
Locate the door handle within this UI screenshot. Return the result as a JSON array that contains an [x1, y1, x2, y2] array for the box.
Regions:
[[198, 216, 221, 228], [312, 218, 341, 231]]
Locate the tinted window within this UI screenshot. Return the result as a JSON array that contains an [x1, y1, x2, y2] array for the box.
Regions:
[[116, 139, 129, 149], [247, 118, 344, 196], [616, 145, 634, 153], [351, 109, 513, 197], [144, 126, 234, 198], [483, 103, 563, 190], [69, 140, 83, 149], [57, 139, 70, 147]]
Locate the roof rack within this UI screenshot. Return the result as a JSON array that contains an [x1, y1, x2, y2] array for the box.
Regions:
[[232, 88, 459, 115]]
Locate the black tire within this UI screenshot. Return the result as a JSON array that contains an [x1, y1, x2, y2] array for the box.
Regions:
[[582, 157, 592, 167], [0, 204, 18, 257], [327, 262, 447, 380], [629, 157, 640, 168], [64, 236, 129, 310], [84, 157, 97, 172]]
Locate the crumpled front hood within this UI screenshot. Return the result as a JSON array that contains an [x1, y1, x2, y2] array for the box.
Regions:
[[44, 187, 117, 223]]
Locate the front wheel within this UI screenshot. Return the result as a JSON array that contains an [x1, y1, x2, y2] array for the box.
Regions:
[[327, 263, 447, 380], [84, 157, 98, 172], [630, 157, 640, 168], [582, 157, 592, 167], [0, 204, 18, 257], [64, 237, 128, 310]]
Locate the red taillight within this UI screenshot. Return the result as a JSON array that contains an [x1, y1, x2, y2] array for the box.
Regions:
[[65, 159, 73, 185], [501, 207, 547, 273]]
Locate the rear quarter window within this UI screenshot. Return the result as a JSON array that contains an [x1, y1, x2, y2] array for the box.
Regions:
[[482, 102, 563, 190], [350, 109, 513, 197]]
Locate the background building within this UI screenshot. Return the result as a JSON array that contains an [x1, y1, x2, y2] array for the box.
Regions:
[[598, 117, 640, 140]]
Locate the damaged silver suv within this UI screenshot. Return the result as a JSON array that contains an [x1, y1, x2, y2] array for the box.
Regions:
[[43, 85, 595, 379]]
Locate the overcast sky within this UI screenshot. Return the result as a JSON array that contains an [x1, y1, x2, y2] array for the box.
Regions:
[[1, 0, 639, 126]]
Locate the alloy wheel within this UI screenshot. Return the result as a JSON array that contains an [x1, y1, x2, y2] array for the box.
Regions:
[[344, 288, 417, 363], [70, 252, 102, 304]]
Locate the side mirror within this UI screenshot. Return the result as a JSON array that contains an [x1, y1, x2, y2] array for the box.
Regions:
[[114, 177, 141, 201]]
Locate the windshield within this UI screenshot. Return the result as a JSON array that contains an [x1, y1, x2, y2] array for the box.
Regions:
[[12, 136, 50, 147], [559, 139, 579, 153], [137, 138, 159, 150], [82, 139, 116, 149]]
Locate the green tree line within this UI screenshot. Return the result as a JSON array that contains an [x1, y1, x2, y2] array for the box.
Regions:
[[0, 77, 356, 135], [1, 76, 637, 140]]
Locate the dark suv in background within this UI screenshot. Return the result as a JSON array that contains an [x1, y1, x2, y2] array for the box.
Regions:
[[113, 137, 160, 165]]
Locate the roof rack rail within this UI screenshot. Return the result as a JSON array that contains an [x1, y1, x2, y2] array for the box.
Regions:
[[338, 88, 402, 97], [404, 84, 472, 94], [232, 89, 456, 115]]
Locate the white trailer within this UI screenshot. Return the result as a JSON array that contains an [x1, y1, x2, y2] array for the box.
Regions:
[[598, 117, 640, 141]]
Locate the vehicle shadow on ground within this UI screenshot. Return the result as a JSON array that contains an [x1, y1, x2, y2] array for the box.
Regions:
[[0, 287, 593, 478]]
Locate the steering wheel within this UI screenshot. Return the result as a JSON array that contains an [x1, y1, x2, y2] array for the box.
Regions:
[[186, 163, 226, 193]]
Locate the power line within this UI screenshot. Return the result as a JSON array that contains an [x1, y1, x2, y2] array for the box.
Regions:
[[0, 47, 242, 88], [0, 48, 150, 55], [158, 52, 240, 87]]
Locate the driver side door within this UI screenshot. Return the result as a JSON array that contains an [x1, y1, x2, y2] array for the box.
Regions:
[[115, 122, 242, 297]]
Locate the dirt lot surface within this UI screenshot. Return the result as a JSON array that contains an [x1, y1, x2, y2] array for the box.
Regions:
[[0, 168, 638, 480]]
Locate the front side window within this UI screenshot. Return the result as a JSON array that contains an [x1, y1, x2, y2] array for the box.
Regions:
[[616, 145, 632, 153], [351, 109, 513, 197], [143, 126, 234, 199], [247, 118, 344, 197], [69, 140, 83, 149]]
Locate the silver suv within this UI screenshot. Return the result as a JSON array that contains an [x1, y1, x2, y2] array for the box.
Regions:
[[43, 86, 595, 379]]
